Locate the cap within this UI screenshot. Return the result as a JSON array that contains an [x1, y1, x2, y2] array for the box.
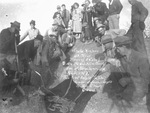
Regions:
[[34, 35, 43, 42], [57, 5, 61, 9], [114, 36, 132, 47], [10, 21, 20, 31], [30, 20, 35, 25]]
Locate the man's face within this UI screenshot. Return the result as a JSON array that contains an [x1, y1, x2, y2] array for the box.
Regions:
[[30, 24, 35, 29], [34, 40, 42, 48], [74, 4, 78, 9], [10, 27, 16, 33], [62, 6, 66, 10], [50, 35, 57, 42], [85, 1, 90, 6], [98, 27, 106, 35]]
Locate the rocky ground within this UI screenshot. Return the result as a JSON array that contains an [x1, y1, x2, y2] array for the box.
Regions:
[[0, 38, 150, 113]]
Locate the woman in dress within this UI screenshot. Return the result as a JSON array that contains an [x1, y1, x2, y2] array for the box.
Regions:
[[72, 2, 83, 39]]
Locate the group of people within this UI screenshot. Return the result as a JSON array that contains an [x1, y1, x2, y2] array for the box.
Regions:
[[0, 0, 150, 109], [49, 0, 123, 44]]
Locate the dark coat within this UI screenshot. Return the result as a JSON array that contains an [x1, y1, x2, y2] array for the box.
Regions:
[[18, 39, 37, 62], [119, 49, 150, 102], [109, 0, 123, 15], [92, 1, 109, 22], [126, 1, 148, 53], [131, 1, 148, 23], [0, 28, 16, 54]]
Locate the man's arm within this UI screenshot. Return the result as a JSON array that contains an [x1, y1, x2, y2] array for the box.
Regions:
[[111, 29, 126, 37], [20, 30, 29, 42], [138, 2, 148, 22], [115, 0, 123, 14], [103, 3, 109, 20]]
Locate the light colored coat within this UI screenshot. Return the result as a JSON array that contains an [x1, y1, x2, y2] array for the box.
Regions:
[[72, 8, 83, 33]]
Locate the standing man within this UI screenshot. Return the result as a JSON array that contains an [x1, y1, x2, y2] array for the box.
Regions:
[[108, 0, 123, 29], [18, 35, 43, 72], [114, 36, 150, 105], [0, 21, 20, 68], [20, 20, 41, 65], [126, 0, 148, 54], [61, 4, 70, 28], [18, 35, 43, 85], [53, 5, 62, 19]]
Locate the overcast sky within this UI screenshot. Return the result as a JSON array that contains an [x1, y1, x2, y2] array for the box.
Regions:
[[0, 0, 148, 38]]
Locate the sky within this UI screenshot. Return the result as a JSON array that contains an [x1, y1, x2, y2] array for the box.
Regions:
[[0, 0, 148, 39]]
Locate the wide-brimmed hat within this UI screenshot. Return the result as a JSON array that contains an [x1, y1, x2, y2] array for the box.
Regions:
[[34, 34, 43, 42], [10, 21, 20, 31], [114, 36, 132, 47], [30, 20, 35, 25]]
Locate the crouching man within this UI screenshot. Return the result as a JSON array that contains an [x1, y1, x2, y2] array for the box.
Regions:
[[94, 22, 126, 47], [114, 36, 150, 105], [41, 30, 67, 66], [61, 27, 76, 53]]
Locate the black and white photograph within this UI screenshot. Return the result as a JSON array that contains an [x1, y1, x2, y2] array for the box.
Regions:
[[0, 0, 150, 113]]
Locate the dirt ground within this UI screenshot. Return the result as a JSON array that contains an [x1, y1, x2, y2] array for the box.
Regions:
[[0, 38, 150, 113]]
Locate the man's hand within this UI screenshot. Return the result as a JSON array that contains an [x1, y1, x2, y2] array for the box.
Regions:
[[13, 78, 19, 83], [139, 21, 145, 30], [107, 58, 121, 67]]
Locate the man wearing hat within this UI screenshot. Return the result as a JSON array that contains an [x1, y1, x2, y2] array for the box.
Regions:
[[20, 20, 41, 42], [114, 36, 150, 105], [94, 22, 126, 47], [61, 27, 76, 52], [61, 4, 70, 28], [16, 34, 43, 85], [42, 29, 67, 66], [0, 21, 21, 68], [53, 5, 62, 19], [20, 20, 41, 65], [18, 34, 43, 72]]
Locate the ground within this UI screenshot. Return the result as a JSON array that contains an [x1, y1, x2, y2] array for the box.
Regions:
[[0, 38, 150, 113]]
